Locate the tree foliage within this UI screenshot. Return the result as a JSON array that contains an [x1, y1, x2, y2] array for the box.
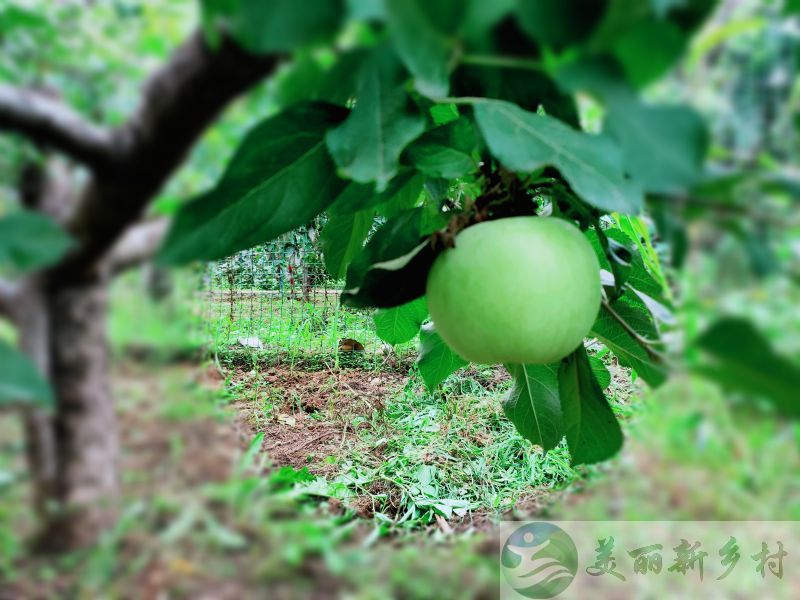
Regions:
[[154, 0, 800, 465], [2, 0, 795, 468]]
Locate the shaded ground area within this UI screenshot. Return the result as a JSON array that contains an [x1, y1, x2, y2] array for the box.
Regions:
[[0, 360, 507, 599], [3, 349, 791, 598], [230, 366, 407, 477], [556, 376, 800, 521]]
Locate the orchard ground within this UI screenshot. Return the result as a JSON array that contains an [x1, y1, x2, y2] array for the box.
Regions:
[[1, 275, 798, 598]]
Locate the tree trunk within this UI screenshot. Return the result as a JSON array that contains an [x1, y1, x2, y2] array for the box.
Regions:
[[17, 279, 58, 519], [0, 30, 278, 553], [35, 276, 119, 551]]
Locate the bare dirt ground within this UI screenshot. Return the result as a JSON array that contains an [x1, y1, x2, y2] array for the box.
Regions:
[[229, 365, 407, 477], [2, 362, 257, 599]]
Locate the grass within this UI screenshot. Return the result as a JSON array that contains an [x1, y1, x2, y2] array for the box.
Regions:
[[202, 289, 417, 359], [109, 271, 206, 360], [221, 357, 638, 531], [108, 265, 639, 532], [557, 374, 800, 521], [6, 264, 798, 596], [322, 368, 579, 525], [0, 362, 502, 598]]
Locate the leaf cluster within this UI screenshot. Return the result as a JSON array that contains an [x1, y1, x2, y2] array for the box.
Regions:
[[158, 0, 799, 464]]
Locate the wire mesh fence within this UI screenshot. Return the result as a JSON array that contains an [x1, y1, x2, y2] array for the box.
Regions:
[[199, 226, 403, 359]]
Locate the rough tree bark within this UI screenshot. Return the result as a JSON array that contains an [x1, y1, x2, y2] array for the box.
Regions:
[[0, 31, 278, 551], [45, 278, 117, 550]]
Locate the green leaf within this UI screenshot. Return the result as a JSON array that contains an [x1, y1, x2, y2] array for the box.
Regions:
[[650, 201, 689, 269], [503, 363, 564, 452], [416, 323, 468, 390], [430, 103, 460, 126], [373, 297, 428, 345], [321, 210, 373, 279], [341, 208, 438, 308], [272, 54, 327, 107], [613, 292, 660, 339], [585, 0, 651, 52], [605, 229, 670, 307], [160, 102, 348, 264], [587, 0, 715, 87], [385, 0, 453, 98], [325, 46, 427, 191], [346, 0, 385, 21], [558, 346, 623, 465], [0, 341, 53, 407], [591, 297, 667, 387], [516, 0, 606, 49], [473, 100, 642, 214], [317, 49, 370, 106], [585, 228, 612, 272], [461, 0, 515, 40], [328, 169, 422, 216], [612, 17, 687, 87], [0, 212, 73, 273], [589, 355, 612, 390], [694, 318, 800, 418], [376, 173, 425, 219], [402, 118, 479, 179], [452, 65, 580, 127], [556, 58, 708, 193], [607, 102, 707, 193], [201, 0, 344, 53]]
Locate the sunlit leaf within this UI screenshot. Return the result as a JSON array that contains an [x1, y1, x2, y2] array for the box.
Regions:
[[325, 46, 426, 191], [474, 100, 643, 214], [374, 297, 428, 345]]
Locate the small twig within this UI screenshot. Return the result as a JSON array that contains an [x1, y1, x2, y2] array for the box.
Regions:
[[294, 430, 336, 452], [105, 217, 170, 276], [460, 54, 543, 72], [0, 85, 117, 169], [435, 514, 453, 534]]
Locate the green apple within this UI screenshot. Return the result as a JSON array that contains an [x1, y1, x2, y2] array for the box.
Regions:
[[426, 217, 601, 365]]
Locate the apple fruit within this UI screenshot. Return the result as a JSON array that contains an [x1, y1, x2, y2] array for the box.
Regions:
[[426, 216, 601, 365]]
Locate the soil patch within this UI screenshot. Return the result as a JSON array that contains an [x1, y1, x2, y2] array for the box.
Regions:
[[230, 365, 407, 476]]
